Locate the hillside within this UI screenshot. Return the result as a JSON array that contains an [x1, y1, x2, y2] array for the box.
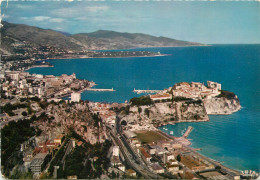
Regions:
[[1, 21, 83, 54], [73, 30, 203, 50], [1, 21, 205, 56]]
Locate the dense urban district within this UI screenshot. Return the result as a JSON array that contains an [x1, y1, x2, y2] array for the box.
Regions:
[[1, 21, 258, 180]]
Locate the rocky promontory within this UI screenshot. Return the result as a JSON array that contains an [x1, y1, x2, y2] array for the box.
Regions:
[[204, 90, 241, 114], [122, 81, 240, 128]]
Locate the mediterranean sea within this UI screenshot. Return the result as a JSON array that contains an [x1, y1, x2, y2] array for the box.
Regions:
[[27, 44, 260, 172]]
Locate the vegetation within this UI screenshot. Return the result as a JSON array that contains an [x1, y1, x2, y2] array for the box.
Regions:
[[22, 111, 27, 116], [154, 98, 172, 103], [57, 138, 112, 179], [173, 96, 193, 102], [217, 90, 236, 100], [176, 155, 181, 162], [1, 103, 27, 116], [194, 114, 201, 120], [64, 146, 87, 177], [144, 108, 150, 117], [1, 119, 36, 177], [135, 131, 167, 144], [120, 105, 130, 115], [130, 96, 153, 106], [185, 99, 203, 106], [92, 113, 102, 128], [39, 100, 49, 109]]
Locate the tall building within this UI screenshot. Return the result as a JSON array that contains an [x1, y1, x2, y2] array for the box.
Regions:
[[71, 92, 81, 102], [112, 146, 119, 157]]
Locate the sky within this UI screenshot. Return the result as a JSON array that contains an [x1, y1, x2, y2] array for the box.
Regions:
[[1, 0, 260, 44]]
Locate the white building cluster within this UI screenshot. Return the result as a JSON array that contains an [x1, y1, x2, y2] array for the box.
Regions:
[[88, 102, 116, 126], [172, 81, 221, 99], [1, 71, 89, 99], [71, 92, 81, 102]]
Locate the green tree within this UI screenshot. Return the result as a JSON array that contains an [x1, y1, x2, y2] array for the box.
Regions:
[[176, 155, 181, 162], [22, 111, 27, 116], [144, 108, 150, 117], [130, 96, 153, 106]]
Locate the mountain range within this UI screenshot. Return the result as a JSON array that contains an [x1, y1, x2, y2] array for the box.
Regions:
[[1, 21, 204, 55]]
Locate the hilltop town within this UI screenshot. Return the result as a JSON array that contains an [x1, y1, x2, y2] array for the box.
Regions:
[[0, 65, 248, 179]]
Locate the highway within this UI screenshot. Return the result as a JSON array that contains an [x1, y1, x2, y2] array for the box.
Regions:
[[110, 131, 158, 179], [111, 115, 161, 179]]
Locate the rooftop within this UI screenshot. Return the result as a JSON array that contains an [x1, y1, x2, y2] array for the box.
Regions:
[[139, 147, 151, 158]]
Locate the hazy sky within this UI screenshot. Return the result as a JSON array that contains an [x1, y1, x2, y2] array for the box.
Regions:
[[1, 0, 260, 44]]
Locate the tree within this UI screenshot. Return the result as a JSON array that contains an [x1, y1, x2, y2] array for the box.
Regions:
[[111, 171, 116, 179], [144, 108, 150, 117], [215, 166, 221, 170], [138, 107, 142, 114], [22, 111, 27, 116], [27, 106, 33, 114], [130, 96, 153, 106], [121, 120, 127, 126], [176, 155, 181, 162]]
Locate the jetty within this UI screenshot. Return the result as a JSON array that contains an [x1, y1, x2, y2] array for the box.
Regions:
[[182, 126, 193, 138], [85, 88, 115, 92], [133, 88, 162, 94]]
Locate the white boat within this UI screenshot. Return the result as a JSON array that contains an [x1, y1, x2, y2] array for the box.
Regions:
[[170, 131, 173, 135]]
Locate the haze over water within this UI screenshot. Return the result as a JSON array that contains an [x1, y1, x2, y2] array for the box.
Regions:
[[28, 45, 260, 171]]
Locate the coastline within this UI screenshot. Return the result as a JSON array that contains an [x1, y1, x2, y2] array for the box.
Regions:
[[25, 54, 170, 71], [93, 44, 210, 51], [25, 64, 54, 71], [157, 128, 241, 174], [46, 53, 170, 61]]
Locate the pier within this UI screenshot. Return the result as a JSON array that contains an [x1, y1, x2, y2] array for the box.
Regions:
[[85, 88, 115, 92], [133, 88, 162, 94], [182, 126, 193, 139]]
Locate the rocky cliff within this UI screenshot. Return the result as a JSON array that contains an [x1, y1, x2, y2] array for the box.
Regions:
[[203, 96, 241, 115], [125, 91, 240, 126], [35, 102, 107, 145], [127, 100, 209, 126]]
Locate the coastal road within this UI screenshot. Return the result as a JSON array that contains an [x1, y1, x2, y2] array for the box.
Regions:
[[174, 137, 240, 178], [157, 130, 240, 178], [110, 131, 158, 179], [114, 115, 163, 179]]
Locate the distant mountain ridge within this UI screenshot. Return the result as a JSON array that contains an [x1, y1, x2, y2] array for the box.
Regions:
[[0, 21, 205, 55]]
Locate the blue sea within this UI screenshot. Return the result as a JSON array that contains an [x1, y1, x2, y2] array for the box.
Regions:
[[27, 44, 260, 171]]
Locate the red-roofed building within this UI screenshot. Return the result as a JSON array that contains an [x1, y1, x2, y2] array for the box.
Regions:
[[150, 93, 172, 101], [139, 147, 152, 162]]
